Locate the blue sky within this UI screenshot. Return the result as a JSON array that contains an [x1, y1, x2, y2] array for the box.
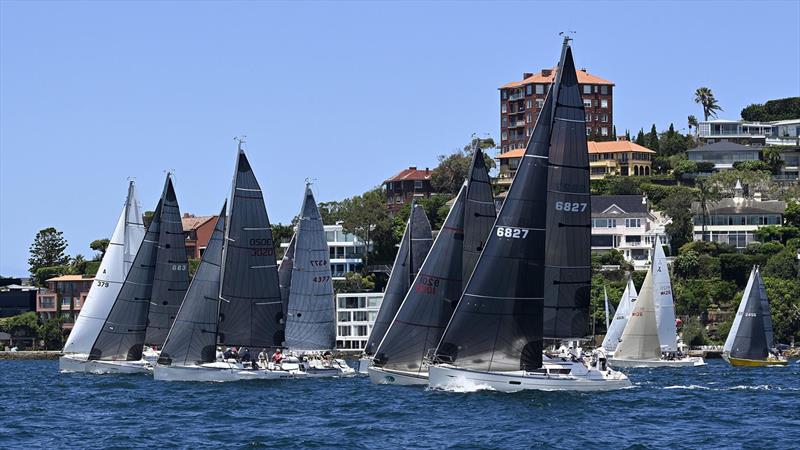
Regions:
[[1, 1, 799, 276]]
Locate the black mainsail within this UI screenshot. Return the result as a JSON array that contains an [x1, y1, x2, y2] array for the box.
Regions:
[[158, 203, 226, 366], [434, 39, 589, 372], [278, 233, 296, 317], [373, 185, 467, 374], [462, 148, 497, 288], [90, 178, 169, 361], [364, 204, 432, 355], [725, 267, 771, 360], [219, 149, 284, 348], [284, 185, 336, 351], [145, 176, 190, 347]]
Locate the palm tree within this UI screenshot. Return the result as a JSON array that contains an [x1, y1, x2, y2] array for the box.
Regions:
[[687, 115, 698, 133], [694, 179, 721, 241], [694, 87, 723, 121]]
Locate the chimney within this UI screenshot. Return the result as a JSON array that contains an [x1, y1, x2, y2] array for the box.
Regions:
[[580, 68, 588, 72], [523, 72, 534, 79], [541, 69, 552, 77], [409, 166, 417, 170], [425, 167, 430, 173], [183, 213, 192, 218]]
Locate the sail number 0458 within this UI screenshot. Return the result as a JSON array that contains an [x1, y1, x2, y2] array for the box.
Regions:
[[497, 227, 529, 239], [555, 201, 587, 212]]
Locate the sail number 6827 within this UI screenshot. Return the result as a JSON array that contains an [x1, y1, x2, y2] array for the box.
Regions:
[[555, 201, 587, 212], [496, 227, 529, 239]]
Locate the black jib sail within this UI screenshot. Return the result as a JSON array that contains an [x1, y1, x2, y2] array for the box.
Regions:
[[218, 149, 284, 348], [145, 176, 190, 347], [462, 147, 497, 288], [364, 204, 432, 355], [90, 180, 168, 361], [434, 39, 588, 372], [373, 185, 467, 374], [278, 233, 296, 318], [158, 203, 226, 366], [284, 185, 336, 351]]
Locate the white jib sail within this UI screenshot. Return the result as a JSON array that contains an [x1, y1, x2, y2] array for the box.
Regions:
[[723, 267, 756, 354], [652, 243, 678, 352]]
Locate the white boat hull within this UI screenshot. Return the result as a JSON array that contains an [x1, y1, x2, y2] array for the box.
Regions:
[[59, 355, 90, 373], [428, 363, 631, 392], [154, 362, 306, 382], [84, 359, 152, 374], [303, 359, 357, 378], [368, 366, 428, 386], [608, 356, 706, 368]]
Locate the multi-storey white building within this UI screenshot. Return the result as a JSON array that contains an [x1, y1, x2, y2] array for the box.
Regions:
[[281, 223, 366, 280], [335, 292, 384, 353], [591, 195, 670, 270]]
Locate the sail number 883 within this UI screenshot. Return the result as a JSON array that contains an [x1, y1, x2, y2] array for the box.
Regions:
[[555, 201, 587, 212]]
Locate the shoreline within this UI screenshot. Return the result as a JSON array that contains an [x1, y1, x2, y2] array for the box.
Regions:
[[0, 351, 60, 360]]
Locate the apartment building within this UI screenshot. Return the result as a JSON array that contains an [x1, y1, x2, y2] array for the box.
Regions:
[[280, 223, 367, 280], [588, 140, 655, 179], [182, 213, 217, 259], [384, 166, 434, 211], [499, 67, 613, 153], [335, 292, 384, 353], [36, 274, 94, 330]]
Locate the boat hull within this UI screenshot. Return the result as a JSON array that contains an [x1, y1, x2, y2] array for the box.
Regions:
[[59, 355, 89, 373], [84, 359, 152, 374], [428, 364, 631, 392], [608, 357, 706, 368], [723, 355, 789, 367], [154, 362, 306, 382], [368, 366, 428, 386]]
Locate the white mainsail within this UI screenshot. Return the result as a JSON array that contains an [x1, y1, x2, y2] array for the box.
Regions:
[[63, 181, 146, 355], [723, 267, 756, 355], [602, 276, 638, 352], [652, 243, 678, 352], [614, 269, 661, 361]]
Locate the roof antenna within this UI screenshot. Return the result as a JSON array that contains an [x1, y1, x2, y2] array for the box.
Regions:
[[305, 177, 317, 187], [234, 135, 247, 151]]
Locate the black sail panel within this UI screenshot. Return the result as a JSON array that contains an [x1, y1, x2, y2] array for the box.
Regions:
[[542, 47, 592, 339], [278, 233, 296, 316], [756, 268, 774, 349], [730, 274, 769, 360], [158, 203, 226, 366], [219, 151, 284, 348], [374, 185, 466, 374], [435, 89, 554, 372], [463, 148, 496, 288], [90, 200, 163, 361], [145, 176, 190, 347], [364, 205, 432, 355]]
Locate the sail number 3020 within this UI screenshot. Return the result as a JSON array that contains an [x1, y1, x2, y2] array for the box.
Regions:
[[555, 201, 587, 212], [497, 227, 529, 239]]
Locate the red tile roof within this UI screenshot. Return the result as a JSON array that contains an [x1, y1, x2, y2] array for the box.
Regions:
[[497, 148, 525, 159], [385, 167, 432, 183], [46, 274, 94, 282], [500, 68, 614, 89], [587, 141, 655, 154], [181, 214, 216, 231]]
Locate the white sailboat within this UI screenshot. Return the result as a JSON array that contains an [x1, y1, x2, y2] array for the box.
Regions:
[[154, 145, 305, 382], [601, 276, 638, 354], [722, 266, 788, 367], [608, 246, 704, 368], [427, 38, 630, 392], [60, 181, 146, 373]]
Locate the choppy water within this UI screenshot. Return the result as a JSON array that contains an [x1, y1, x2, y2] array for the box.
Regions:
[[1, 359, 798, 449]]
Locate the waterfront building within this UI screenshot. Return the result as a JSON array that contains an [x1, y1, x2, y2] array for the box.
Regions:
[[384, 166, 434, 211], [687, 141, 761, 170], [690, 182, 785, 248], [181, 213, 217, 259], [280, 223, 367, 280], [591, 195, 670, 270], [0, 284, 38, 318], [334, 292, 384, 353], [35, 275, 93, 330], [499, 68, 613, 153]]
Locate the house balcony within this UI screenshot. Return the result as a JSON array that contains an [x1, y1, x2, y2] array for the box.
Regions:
[[766, 136, 800, 146], [507, 120, 526, 129], [508, 92, 525, 101], [492, 172, 516, 186]]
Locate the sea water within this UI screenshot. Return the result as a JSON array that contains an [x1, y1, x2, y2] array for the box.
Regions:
[[1, 359, 798, 449]]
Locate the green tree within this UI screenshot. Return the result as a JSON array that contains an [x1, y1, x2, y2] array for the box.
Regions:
[[645, 124, 659, 151], [33, 265, 70, 287], [671, 160, 698, 180], [762, 249, 799, 279], [762, 146, 785, 174], [635, 128, 646, 147], [785, 201, 800, 227], [687, 115, 698, 133], [90, 238, 110, 260], [70, 254, 88, 275], [680, 317, 707, 346], [333, 272, 376, 293], [659, 123, 689, 157], [762, 277, 800, 343], [39, 317, 64, 350], [431, 138, 496, 195], [660, 190, 694, 253], [740, 97, 800, 122], [694, 87, 723, 121], [143, 211, 155, 229], [28, 228, 70, 280], [694, 179, 721, 241], [4, 312, 39, 348], [340, 188, 394, 267], [673, 250, 700, 278]]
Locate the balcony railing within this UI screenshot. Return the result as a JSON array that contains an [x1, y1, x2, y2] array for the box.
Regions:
[[509, 92, 524, 101]]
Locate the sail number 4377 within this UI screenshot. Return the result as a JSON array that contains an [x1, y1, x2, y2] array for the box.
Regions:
[[555, 201, 587, 212]]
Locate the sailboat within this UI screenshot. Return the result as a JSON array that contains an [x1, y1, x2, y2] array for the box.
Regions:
[[154, 146, 304, 382], [427, 38, 630, 392], [723, 266, 788, 367], [59, 181, 146, 372], [608, 243, 705, 368], [368, 149, 495, 385], [85, 173, 189, 374], [601, 276, 638, 354], [282, 183, 354, 377], [357, 204, 433, 373]]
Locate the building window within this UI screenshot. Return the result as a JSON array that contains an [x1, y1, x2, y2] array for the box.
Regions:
[[602, 114, 608, 123], [394, 195, 403, 204], [586, 127, 592, 136], [536, 84, 544, 95], [526, 84, 532, 95], [592, 219, 617, 228], [536, 99, 544, 108], [526, 127, 532, 137], [355, 325, 368, 336], [414, 180, 423, 189], [583, 99, 592, 109], [502, 131, 508, 141], [502, 103, 507, 113], [625, 218, 641, 228], [585, 113, 591, 122], [501, 90, 507, 100], [39, 297, 55, 309], [583, 85, 591, 94], [601, 99, 608, 108], [601, 85, 608, 95], [74, 297, 82, 309], [338, 326, 351, 337], [367, 296, 381, 308], [526, 113, 532, 123], [526, 99, 532, 109], [337, 311, 350, 322], [353, 311, 368, 321], [61, 297, 71, 308]]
